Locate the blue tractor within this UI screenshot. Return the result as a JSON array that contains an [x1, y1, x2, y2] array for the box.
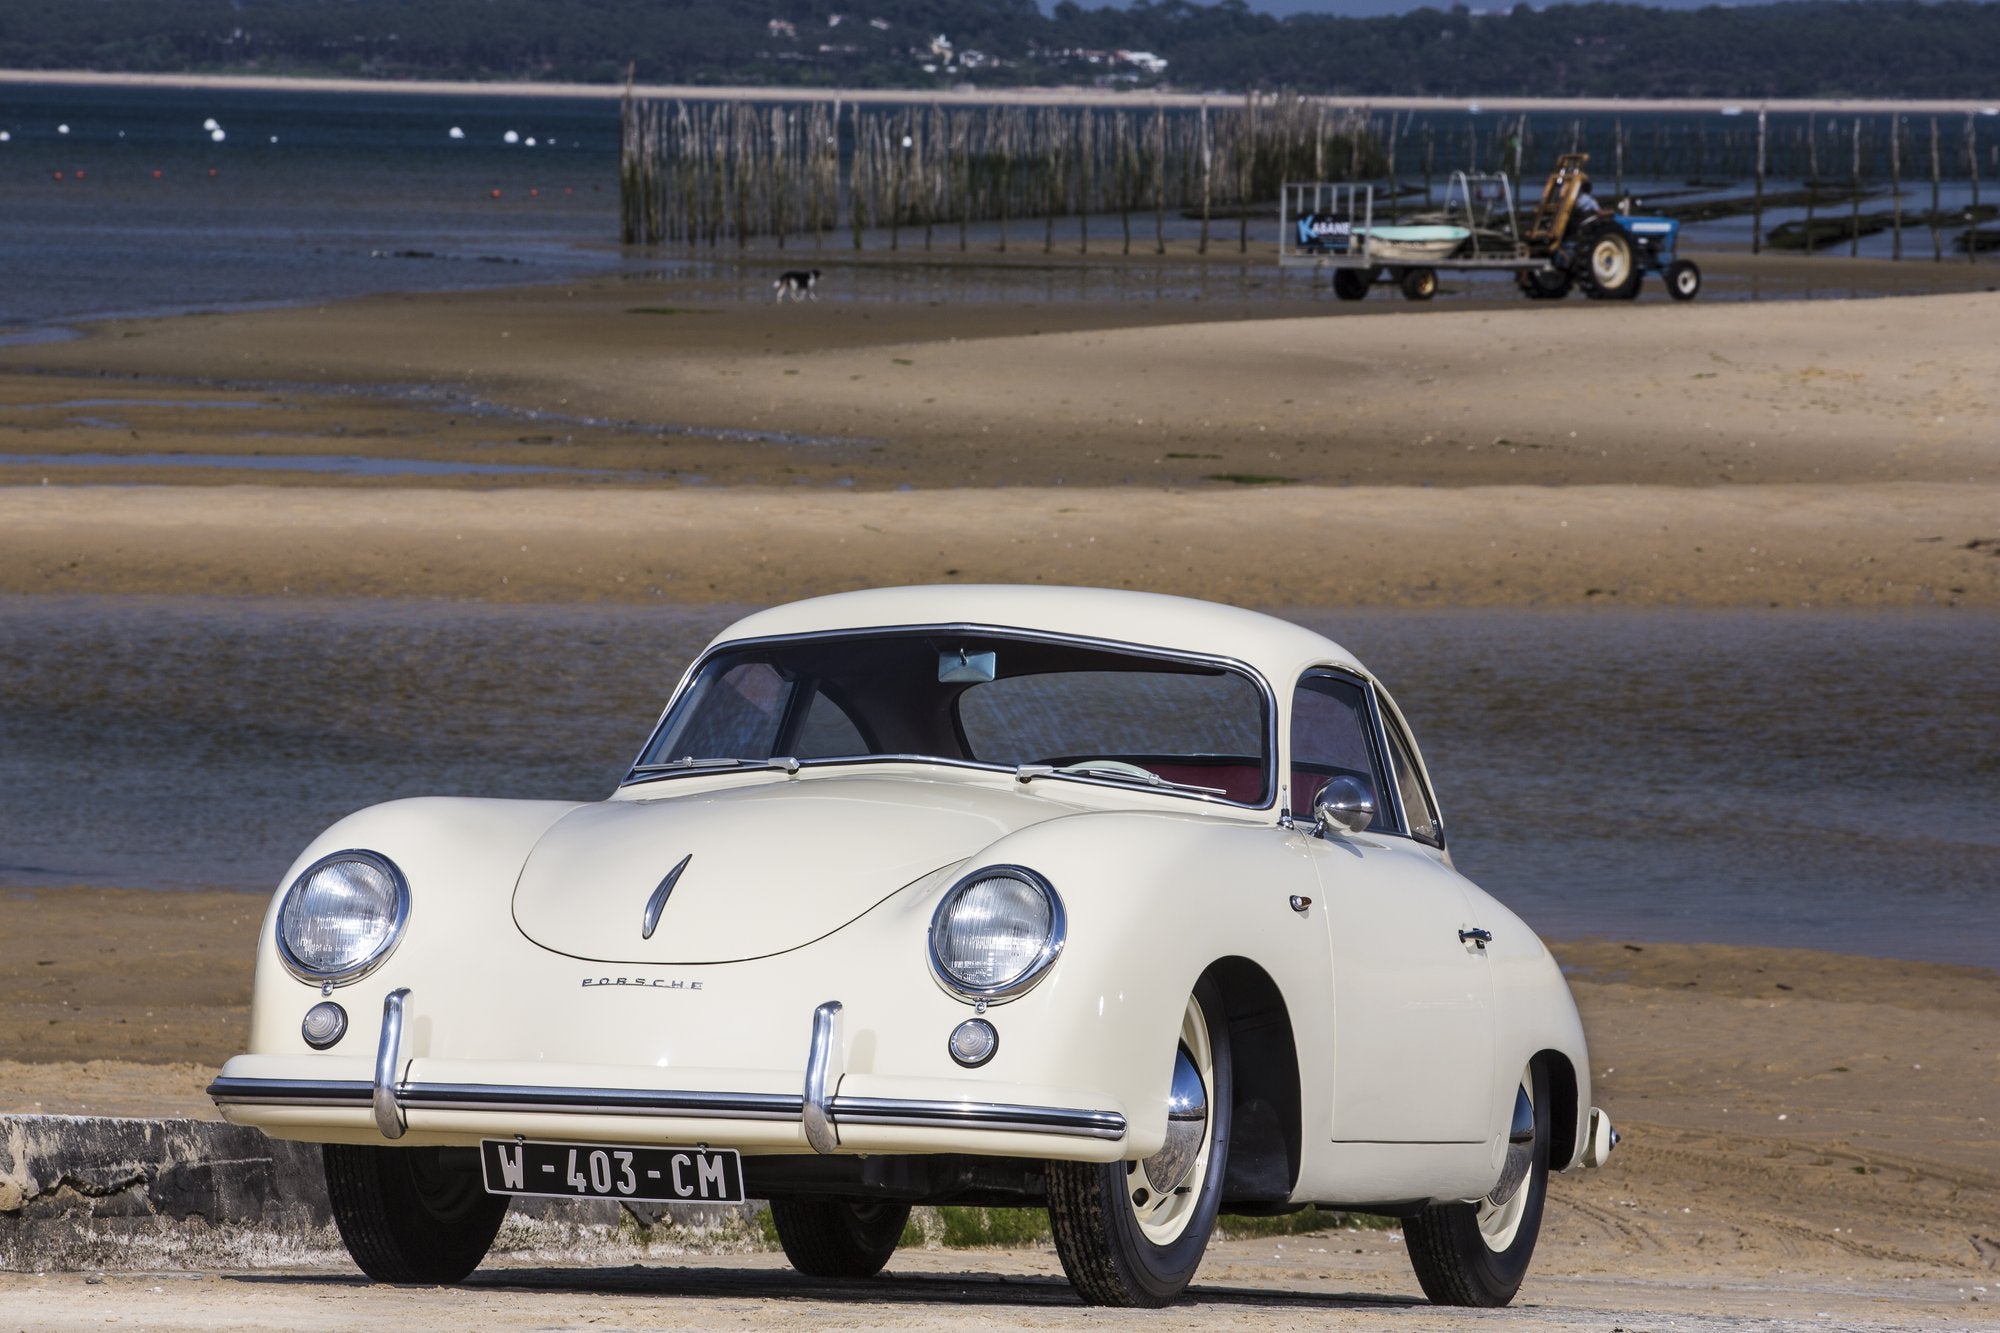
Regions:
[[1516, 153, 1702, 302]]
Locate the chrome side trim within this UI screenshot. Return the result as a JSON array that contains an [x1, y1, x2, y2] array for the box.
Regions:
[[208, 1076, 372, 1106], [640, 853, 693, 941], [802, 1000, 844, 1154], [205, 1076, 1125, 1142], [402, 1084, 803, 1120], [831, 1096, 1128, 1141], [372, 988, 410, 1140]]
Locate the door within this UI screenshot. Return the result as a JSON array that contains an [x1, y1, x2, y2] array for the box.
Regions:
[[1291, 671, 1495, 1145]]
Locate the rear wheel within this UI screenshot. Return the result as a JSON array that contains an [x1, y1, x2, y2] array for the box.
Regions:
[[1048, 980, 1231, 1307], [1331, 267, 1370, 301], [1404, 1061, 1551, 1307], [1666, 258, 1702, 301], [1581, 225, 1640, 300], [1400, 267, 1439, 301], [323, 1144, 510, 1284], [1517, 267, 1573, 300], [769, 1197, 910, 1278]]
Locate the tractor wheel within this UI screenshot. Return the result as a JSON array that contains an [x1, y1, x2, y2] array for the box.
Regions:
[[1331, 268, 1370, 301], [1400, 267, 1438, 301], [1517, 267, 1572, 301], [1581, 224, 1641, 300], [1666, 259, 1702, 301]]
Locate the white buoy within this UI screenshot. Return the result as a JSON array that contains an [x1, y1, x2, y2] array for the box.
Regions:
[[211, 128, 226, 143], [269, 135, 278, 143], [203, 117, 219, 130], [503, 130, 520, 144], [0, 131, 12, 143], [57, 124, 70, 134], [449, 126, 465, 139], [525, 136, 537, 147]]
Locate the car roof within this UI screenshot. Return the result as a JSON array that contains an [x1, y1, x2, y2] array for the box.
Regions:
[[709, 585, 1368, 685]]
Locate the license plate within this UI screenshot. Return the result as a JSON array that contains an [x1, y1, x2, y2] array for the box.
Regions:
[[480, 1138, 745, 1204]]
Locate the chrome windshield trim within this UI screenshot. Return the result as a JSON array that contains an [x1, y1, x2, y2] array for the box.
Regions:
[[204, 1077, 1125, 1141], [623, 622, 1280, 811]]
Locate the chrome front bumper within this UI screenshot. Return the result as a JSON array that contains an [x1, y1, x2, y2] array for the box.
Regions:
[[209, 990, 1127, 1155]]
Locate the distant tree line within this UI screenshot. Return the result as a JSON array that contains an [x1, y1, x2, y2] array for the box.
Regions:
[[5, 0, 2000, 98]]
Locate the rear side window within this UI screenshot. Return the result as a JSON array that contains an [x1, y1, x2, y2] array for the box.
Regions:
[[1384, 721, 1442, 845]]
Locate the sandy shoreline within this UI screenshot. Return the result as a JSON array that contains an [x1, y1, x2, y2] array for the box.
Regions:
[[4, 886, 1995, 1315], [10, 68, 2000, 116], [3, 264, 1997, 608]]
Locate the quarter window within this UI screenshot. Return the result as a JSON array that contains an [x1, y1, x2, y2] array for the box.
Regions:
[[1383, 722, 1442, 845]]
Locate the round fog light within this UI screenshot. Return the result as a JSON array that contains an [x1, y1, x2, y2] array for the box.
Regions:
[[948, 1018, 998, 1068], [302, 1000, 348, 1049]]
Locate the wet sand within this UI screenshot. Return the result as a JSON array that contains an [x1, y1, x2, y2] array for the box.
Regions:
[[2, 260, 1998, 608], [2, 887, 1995, 1320]]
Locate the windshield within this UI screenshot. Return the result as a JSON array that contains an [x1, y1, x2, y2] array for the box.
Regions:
[[634, 630, 1271, 805]]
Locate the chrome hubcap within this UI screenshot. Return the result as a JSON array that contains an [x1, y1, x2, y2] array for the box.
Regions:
[[1126, 995, 1214, 1245], [1475, 1072, 1536, 1251]]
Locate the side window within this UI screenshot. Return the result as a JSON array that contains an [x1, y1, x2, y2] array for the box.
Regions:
[[1383, 721, 1442, 845], [1288, 673, 1394, 827]]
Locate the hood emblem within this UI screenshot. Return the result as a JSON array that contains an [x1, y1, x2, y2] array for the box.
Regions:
[[640, 854, 694, 940]]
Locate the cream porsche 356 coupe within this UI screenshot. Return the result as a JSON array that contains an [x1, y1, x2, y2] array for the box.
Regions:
[[211, 585, 1614, 1307]]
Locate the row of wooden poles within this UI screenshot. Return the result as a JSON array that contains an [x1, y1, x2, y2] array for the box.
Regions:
[[621, 94, 1387, 254], [619, 93, 1991, 258]]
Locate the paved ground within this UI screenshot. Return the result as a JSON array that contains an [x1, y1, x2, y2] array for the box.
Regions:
[[5, 1233, 1994, 1333]]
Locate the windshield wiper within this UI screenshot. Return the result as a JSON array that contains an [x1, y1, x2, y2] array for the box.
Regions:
[[629, 756, 801, 776], [1013, 763, 1228, 797]]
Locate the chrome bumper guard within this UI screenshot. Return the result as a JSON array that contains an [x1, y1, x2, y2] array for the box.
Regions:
[[210, 990, 1126, 1148]]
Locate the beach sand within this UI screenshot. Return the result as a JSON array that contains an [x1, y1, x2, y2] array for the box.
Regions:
[[2, 257, 1997, 608], [3, 886, 1995, 1315]]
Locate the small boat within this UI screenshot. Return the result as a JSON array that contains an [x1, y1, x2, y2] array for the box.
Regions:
[[1354, 224, 1472, 262]]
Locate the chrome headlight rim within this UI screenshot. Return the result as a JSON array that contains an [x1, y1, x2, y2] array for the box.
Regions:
[[275, 848, 411, 987], [927, 864, 1065, 1004]]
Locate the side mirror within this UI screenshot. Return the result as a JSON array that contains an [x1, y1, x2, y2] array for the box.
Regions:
[[1312, 776, 1375, 837]]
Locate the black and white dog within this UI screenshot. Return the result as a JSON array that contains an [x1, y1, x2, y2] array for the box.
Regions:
[[773, 269, 822, 302]]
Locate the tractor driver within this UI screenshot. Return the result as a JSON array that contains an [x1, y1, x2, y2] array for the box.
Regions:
[[1574, 176, 1602, 219]]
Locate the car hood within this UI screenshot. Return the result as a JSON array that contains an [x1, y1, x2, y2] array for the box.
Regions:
[[511, 773, 1065, 964]]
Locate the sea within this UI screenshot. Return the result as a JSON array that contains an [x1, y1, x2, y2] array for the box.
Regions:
[[0, 598, 1994, 970], [4, 79, 1994, 329]]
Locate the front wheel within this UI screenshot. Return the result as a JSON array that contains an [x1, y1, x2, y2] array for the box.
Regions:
[[769, 1197, 910, 1278], [1048, 980, 1232, 1307], [1400, 266, 1439, 301], [1404, 1061, 1551, 1307], [323, 1144, 511, 1284], [1666, 258, 1702, 301]]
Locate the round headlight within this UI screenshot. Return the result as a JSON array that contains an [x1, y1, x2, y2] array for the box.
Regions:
[[929, 866, 1064, 1001], [276, 850, 409, 985]]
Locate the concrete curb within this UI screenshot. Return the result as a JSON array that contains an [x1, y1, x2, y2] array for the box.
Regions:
[[1, 1116, 765, 1272]]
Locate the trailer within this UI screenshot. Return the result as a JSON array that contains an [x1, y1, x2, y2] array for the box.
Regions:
[[1280, 153, 1702, 303]]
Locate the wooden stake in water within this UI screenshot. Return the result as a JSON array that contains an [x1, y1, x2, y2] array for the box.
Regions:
[[1929, 116, 1943, 263], [1154, 102, 1167, 256], [1891, 114, 1903, 261], [1969, 112, 1981, 265], [1851, 117, 1862, 258], [1804, 113, 1819, 255], [1754, 109, 1766, 255], [1198, 101, 1212, 257]]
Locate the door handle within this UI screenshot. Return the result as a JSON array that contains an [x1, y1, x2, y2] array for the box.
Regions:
[[1458, 928, 1493, 948]]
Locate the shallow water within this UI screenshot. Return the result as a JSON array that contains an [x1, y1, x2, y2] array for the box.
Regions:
[[0, 598, 1993, 967], [1, 451, 607, 477]]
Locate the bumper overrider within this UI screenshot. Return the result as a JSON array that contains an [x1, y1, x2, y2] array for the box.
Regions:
[[209, 991, 1128, 1158]]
